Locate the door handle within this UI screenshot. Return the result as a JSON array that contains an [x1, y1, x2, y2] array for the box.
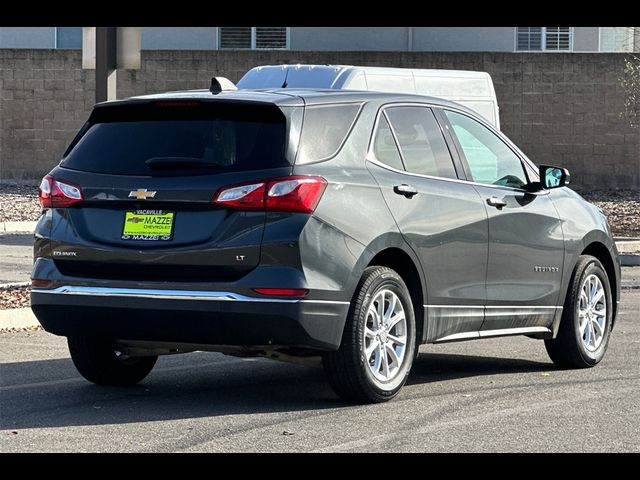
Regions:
[[486, 196, 507, 209], [393, 184, 418, 198]]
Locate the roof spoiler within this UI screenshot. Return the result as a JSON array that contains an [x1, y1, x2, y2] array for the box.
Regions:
[[209, 77, 238, 94]]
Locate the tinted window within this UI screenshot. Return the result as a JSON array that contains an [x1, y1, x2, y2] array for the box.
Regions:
[[385, 107, 457, 179], [444, 110, 528, 188], [297, 104, 361, 164], [61, 104, 287, 176], [373, 115, 404, 171]]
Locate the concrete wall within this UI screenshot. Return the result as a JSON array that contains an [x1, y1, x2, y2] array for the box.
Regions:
[[142, 27, 217, 50], [410, 27, 515, 52], [0, 28, 55, 48], [0, 27, 619, 52], [574, 27, 600, 52], [0, 49, 638, 190]]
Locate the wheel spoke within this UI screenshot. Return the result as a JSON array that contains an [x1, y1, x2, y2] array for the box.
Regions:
[[384, 293, 397, 324], [380, 344, 389, 378], [365, 339, 380, 359], [387, 333, 406, 346], [591, 288, 604, 307], [364, 326, 377, 339], [587, 320, 595, 348], [377, 296, 385, 329], [593, 307, 606, 318], [592, 318, 604, 339], [385, 343, 401, 367], [579, 317, 588, 335], [387, 312, 405, 331]]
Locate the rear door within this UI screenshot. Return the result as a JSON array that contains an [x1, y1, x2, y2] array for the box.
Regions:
[[366, 104, 489, 342], [49, 100, 293, 283], [441, 109, 564, 333]]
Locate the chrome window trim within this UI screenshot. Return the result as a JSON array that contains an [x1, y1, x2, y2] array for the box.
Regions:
[[32, 286, 350, 305], [366, 101, 545, 194]]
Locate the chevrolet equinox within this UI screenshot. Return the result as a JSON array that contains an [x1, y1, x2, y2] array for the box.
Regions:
[[31, 88, 621, 403]]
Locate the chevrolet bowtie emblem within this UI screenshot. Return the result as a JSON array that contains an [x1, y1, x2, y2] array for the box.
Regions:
[[128, 189, 157, 200]]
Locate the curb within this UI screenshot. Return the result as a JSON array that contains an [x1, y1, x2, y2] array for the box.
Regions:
[[621, 254, 640, 267], [0, 221, 36, 234], [0, 281, 30, 289], [0, 308, 40, 331]]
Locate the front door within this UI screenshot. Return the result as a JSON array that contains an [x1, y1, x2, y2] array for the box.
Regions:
[[441, 109, 564, 334], [366, 105, 489, 342]]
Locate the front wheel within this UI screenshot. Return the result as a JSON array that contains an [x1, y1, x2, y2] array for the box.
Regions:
[[545, 255, 613, 368], [68, 336, 158, 386], [323, 266, 416, 404]]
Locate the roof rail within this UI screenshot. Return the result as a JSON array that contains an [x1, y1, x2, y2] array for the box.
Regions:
[[209, 77, 237, 94]]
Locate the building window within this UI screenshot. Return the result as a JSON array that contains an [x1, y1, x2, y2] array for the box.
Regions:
[[219, 27, 288, 50], [56, 27, 82, 49], [599, 27, 634, 52], [516, 27, 572, 51]]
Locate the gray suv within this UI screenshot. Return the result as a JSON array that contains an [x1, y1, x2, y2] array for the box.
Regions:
[[31, 88, 621, 403]]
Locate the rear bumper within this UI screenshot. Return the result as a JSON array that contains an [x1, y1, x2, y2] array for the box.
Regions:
[[31, 286, 350, 350]]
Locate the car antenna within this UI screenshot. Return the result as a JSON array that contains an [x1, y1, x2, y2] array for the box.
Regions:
[[281, 67, 290, 88], [209, 77, 238, 94]]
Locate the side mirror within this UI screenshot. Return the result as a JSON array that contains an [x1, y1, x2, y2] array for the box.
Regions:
[[540, 165, 570, 189]]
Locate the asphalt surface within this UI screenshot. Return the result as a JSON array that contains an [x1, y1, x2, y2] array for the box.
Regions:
[[0, 234, 32, 284], [1, 291, 638, 452]]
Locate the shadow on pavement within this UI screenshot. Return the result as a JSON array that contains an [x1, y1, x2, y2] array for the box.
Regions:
[[0, 234, 34, 247], [0, 351, 552, 431]]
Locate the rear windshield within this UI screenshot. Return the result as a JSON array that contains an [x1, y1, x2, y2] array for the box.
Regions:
[[61, 102, 288, 176]]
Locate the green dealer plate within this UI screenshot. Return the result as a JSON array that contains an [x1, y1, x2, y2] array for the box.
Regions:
[[122, 210, 175, 241]]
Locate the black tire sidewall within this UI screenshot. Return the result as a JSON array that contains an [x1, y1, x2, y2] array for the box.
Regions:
[[355, 270, 416, 395], [570, 260, 613, 365]]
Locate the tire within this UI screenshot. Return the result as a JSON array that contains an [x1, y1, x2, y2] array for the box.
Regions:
[[68, 336, 158, 386], [545, 255, 613, 368], [323, 266, 417, 404]]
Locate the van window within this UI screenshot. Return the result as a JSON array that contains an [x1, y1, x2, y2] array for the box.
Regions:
[[61, 103, 288, 176], [373, 115, 404, 171], [385, 106, 457, 179], [296, 104, 361, 164]]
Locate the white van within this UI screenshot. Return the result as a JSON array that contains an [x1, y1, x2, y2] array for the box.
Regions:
[[237, 64, 501, 129]]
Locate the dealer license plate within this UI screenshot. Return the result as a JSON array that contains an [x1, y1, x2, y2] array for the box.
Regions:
[[121, 210, 175, 241]]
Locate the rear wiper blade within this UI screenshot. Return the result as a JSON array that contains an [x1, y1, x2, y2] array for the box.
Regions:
[[145, 157, 221, 169]]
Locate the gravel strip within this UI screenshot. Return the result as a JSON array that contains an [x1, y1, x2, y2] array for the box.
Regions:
[[1, 183, 638, 235], [0, 286, 31, 310], [0, 325, 42, 334], [581, 190, 640, 237], [0, 184, 41, 223]]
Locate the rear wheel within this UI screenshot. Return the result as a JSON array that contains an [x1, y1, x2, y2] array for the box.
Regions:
[[323, 266, 416, 403], [545, 255, 613, 368], [68, 336, 157, 386]]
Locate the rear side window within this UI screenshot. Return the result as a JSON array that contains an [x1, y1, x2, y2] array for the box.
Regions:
[[296, 104, 361, 164], [61, 103, 288, 176], [385, 106, 457, 179], [373, 115, 404, 171]]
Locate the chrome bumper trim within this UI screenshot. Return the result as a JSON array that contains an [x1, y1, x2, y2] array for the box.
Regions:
[[32, 286, 349, 305]]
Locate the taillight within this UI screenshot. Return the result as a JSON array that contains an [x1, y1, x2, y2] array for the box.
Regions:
[[212, 176, 327, 214], [38, 175, 83, 208]]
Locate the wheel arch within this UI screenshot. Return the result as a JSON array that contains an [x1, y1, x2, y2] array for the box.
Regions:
[[364, 244, 427, 345], [581, 241, 619, 325]]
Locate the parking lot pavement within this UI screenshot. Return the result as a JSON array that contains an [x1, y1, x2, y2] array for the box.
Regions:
[[1, 291, 638, 452], [0, 234, 32, 284]]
